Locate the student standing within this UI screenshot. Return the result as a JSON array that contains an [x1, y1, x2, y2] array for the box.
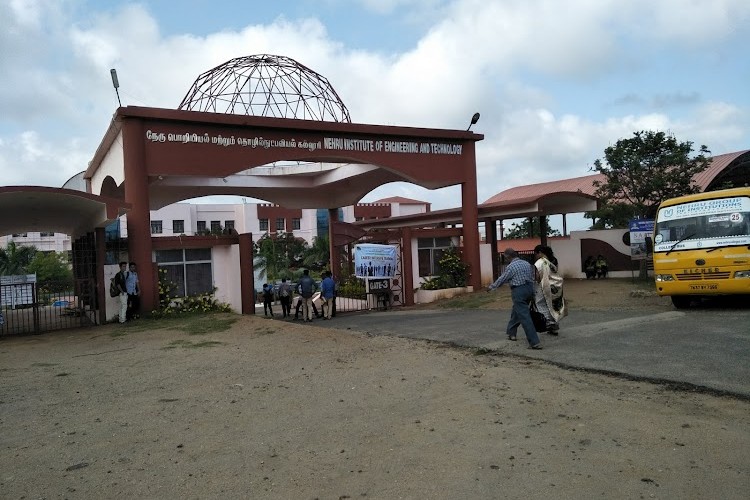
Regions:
[[297, 270, 317, 322], [278, 278, 292, 318], [320, 271, 335, 320], [114, 261, 129, 324], [125, 261, 140, 320]]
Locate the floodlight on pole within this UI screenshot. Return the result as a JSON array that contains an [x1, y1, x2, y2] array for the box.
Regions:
[[466, 112, 480, 131], [110, 68, 122, 107]]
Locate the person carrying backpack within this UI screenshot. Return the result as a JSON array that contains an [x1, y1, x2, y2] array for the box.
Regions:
[[278, 278, 292, 318], [262, 283, 275, 317]]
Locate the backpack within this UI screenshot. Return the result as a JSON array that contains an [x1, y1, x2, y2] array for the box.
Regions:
[[109, 277, 120, 297]]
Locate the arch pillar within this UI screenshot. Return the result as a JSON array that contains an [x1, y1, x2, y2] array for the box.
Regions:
[[461, 156, 481, 289], [122, 118, 156, 313], [328, 208, 341, 277], [239, 232, 255, 314], [401, 227, 414, 306]]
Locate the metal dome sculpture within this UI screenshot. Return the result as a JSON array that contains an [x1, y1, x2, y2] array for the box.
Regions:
[[178, 54, 351, 122]]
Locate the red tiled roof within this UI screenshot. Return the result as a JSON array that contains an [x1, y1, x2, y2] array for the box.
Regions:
[[374, 196, 429, 204], [483, 173, 603, 204], [483, 150, 749, 205], [693, 150, 749, 190]]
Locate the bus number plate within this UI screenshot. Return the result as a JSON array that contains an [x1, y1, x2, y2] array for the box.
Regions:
[[689, 284, 718, 291]]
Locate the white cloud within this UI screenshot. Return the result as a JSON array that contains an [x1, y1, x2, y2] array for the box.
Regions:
[[0, 0, 747, 214]]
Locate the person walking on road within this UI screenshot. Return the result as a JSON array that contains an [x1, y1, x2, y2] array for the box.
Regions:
[[262, 283, 275, 317], [487, 248, 542, 349], [533, 245, 566, 334]]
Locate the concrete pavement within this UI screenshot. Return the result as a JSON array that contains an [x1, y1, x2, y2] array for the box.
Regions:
[[313, 305, 750, 399]]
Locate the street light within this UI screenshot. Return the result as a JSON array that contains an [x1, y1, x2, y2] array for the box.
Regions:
[[110, 68, 122, 107], [466, 112, 480, 131]]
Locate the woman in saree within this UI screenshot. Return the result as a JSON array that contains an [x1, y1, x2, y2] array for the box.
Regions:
[[533, 245, 566, 334]]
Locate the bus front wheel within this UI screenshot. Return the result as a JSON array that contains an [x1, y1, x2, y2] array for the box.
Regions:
[[671, 296, 691, 309]]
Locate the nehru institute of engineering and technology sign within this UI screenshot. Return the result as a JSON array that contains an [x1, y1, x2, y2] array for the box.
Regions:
[[145, 130, 464, 156]]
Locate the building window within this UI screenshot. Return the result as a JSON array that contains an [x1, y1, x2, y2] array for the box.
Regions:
[[173, 220, 185, 234], [155, 248, 213, 298], [276, 218, 285, 231], [40, 232, 55, 237], [224, 220, 235, 232], [150, 220, 163, 234], [259, 218, 269, 231], [11, 233, 28, 237], [291, 218, 301, 230], [197, 220, 207, 233], [417, 237, 452, 277], [210, 220, 221, 233]]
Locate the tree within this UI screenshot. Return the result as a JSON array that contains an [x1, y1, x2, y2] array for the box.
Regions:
[[27, 251, 74, 292], [302, 234, 330, 272], [584, 202, 637, 230], [504, 217, 561, 239], [0, 242, 37, 275], [589, 131, 710, 224], [253, 233, 308, 281]]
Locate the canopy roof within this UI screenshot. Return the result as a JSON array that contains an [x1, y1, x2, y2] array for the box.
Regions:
[[0, 186, 130, 237]]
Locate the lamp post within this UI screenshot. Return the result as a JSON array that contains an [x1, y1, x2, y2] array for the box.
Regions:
[[466, 112, 480, 131]]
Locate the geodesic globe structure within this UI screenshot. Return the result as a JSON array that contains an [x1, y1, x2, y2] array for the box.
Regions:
[[178, 54, 351, 122]]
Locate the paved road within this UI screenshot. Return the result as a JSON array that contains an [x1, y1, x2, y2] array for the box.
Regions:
[[313, 305, 750, 399]]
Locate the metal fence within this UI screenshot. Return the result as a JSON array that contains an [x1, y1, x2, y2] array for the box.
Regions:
[[0, 277, 97, 336]]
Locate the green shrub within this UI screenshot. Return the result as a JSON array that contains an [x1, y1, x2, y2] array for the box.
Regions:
[[153, 268, 232, 317], [338, 275, 366, 298], [419, 248, 469, 290]]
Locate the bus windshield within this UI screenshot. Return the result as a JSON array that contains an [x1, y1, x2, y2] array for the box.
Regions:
[[654, 195, 750, 253]]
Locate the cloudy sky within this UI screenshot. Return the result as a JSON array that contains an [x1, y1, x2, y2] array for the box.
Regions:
[[1, 0, 748, 231]]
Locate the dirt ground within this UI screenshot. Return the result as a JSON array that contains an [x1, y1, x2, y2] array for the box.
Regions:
[[1, 279, 748, 499]]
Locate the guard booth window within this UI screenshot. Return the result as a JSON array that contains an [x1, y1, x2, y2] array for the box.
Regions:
[[418, 237, 452, 277], [155, 248, 213, 298]]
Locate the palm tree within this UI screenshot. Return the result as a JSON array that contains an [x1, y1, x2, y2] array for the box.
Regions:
[[302, 234, 330, 271], [0, 242, 37, 275], [253, 233, 309, 281]]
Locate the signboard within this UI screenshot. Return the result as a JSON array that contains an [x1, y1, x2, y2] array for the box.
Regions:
[[629, 219, 654, 260], [657, 196, 750, 221], [0, 274, 37, 308], [368, 278, 391, 291], [354, 244, 398, 278]]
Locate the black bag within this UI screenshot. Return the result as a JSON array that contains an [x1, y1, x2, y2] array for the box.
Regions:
[[109, 277, 120, 298], [530, 303, 547, 332]]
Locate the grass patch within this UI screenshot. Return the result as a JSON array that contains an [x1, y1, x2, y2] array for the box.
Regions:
[[172, 316, 237, 335], [163, 339, 224, 349], [112, 313, 238, 336], [189, 340, 224, 348]]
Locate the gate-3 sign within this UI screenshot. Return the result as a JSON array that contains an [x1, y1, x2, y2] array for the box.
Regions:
[[354, 244, 398, 278], [368, 278, 390, 291]]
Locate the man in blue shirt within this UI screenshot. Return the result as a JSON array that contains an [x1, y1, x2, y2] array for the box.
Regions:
[[488, 248, 542, 349], [320, 271, 335, 320]]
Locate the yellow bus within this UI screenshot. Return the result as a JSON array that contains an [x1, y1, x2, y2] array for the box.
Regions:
[[653, 187, 750, 308]]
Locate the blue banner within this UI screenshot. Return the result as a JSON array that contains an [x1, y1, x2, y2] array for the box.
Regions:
[[354, 244, 398, 278], [629, 219, 654, 260]]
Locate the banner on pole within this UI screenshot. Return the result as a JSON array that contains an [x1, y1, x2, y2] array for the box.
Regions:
[[629, 219, 654, 260], [354, 244, 398, 278]]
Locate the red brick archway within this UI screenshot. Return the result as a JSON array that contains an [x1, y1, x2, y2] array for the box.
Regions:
[[85, 107, 484, 314]]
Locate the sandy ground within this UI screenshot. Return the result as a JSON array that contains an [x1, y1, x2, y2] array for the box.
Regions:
[[1, 279, 748, 499]]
